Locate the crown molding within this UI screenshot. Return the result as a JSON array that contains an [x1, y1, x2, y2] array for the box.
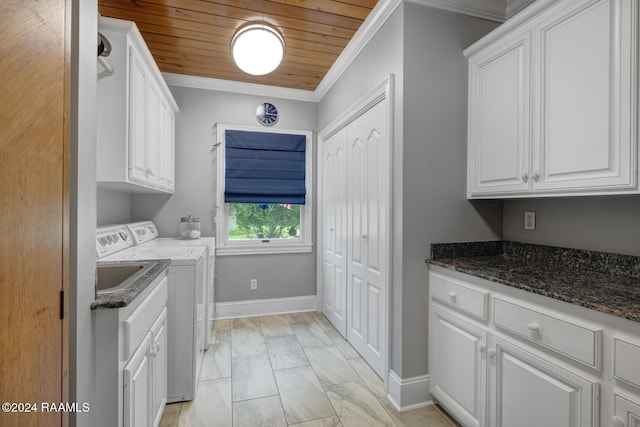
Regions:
[[164, 0, 509, 103], [406, 0, 506, 22], [162, 72, 317, 102], [313, 0, 404, 101]]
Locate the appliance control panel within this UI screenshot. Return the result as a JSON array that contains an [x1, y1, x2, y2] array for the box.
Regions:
[[96, 225, 135, 259], [126, 221, 159, 245]]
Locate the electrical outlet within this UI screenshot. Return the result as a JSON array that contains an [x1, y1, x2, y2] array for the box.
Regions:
[[250, 279, 257, 290], [524, 211, 536, 231]]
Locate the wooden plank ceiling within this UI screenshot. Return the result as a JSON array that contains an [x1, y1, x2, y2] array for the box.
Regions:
[[98, 0, 379, 91]]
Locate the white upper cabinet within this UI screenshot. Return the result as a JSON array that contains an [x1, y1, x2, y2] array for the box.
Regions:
[[97, 17, 178, 194], [466, 0, 638, 198], [468, 30, 531, 195]]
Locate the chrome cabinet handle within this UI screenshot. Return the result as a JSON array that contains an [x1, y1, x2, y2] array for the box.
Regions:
[[532, 171, 540, 182], [521, 172, 529, 183], [479, 343, 486, 353], [488, 348, 496, 359]]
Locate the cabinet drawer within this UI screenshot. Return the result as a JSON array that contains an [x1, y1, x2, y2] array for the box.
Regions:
[[430, 273, 488, 320], [494, 297, 601, 369], [124, 276, 168, 360], [614, 337, 640, 388]]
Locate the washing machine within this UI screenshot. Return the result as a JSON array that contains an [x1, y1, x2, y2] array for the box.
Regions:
[[97, 224, 207, 403], [125, 221, 216, 348]]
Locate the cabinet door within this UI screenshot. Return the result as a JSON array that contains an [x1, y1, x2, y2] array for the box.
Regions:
[[124, 333, 152, 427], [128, 46, 148, 185], [613, 392, 640, 427], [532, 0, 637, 192], [490, 336, 598, 427], [346, 99, 389, 378], [158, 102, 175, 192], [430, 304, 488, 427], [322, 127, 348, 336], [145, 79, 162, 187], [150, 308, 168, 427], [467, 31, 531, 197]]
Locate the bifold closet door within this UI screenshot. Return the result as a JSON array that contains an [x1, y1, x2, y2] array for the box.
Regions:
[[346, 100, 389, 378], [322, 127, 348, 336]]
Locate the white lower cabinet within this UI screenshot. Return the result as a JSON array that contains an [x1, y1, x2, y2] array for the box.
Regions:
[[430, 304, 487, 427], [95, 274, 168, 427], [124, 307, 167, 427], [490, 336, 598, 427], [427, 267, 640, 427], [124, 333, 152, 427], [613, 392, 640, 427]]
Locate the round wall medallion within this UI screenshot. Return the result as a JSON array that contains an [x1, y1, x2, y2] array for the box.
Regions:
[[256, 102, 279, 126]]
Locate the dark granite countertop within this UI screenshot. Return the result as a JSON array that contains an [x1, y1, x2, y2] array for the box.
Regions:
[[91, 259, 171, 310], [428, 241, 640, 323]]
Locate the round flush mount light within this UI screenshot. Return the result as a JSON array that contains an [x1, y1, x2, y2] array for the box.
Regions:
[[231, 24, 285, 76]]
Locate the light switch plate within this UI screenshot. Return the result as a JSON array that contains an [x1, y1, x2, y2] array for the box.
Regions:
[[524, 211, 536, 231]]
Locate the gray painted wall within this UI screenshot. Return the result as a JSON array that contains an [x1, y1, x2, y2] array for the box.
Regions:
[[97, 188, 131, 226], [503, 197, 640, 256], [318, 3, 501, 378], [131, 87, 318, 302], [318, 4, 407, 377], [401, 4, 501, 377], [70, 0, 97, 425], [399, 4, 501, 378]]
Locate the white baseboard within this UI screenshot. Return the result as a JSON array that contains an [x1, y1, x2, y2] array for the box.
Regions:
[[214, 295, 317, 319], [386, 370, 432, 412]]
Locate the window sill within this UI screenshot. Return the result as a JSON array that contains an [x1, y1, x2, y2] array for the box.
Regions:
[[216, 244, 313, 256]]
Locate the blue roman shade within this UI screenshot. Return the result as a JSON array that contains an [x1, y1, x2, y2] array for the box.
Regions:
[[225, 130, 307, 204]]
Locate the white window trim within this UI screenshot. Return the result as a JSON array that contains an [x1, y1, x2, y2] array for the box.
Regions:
[[214, 124, 313, 256]]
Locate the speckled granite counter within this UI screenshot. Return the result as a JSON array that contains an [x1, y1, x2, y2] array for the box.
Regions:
[[428, 241, 640, 323], [91, 259, 171, 309]]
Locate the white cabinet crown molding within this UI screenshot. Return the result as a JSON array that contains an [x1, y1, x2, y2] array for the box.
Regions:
[[99, 16, 178, 112]]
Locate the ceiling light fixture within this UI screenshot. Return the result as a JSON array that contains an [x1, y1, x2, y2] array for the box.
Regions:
[[231, 24, 285, 76]]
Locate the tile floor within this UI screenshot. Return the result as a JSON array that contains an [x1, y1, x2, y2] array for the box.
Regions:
[[159, 311, 459, 427]]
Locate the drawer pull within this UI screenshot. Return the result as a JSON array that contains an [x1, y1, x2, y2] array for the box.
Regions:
[[448, 292, 457, 303], [527, 322, 540, 332], [612, 416, 625, 427]]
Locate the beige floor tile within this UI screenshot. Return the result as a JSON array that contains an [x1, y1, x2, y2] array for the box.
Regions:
[[265, 335, 309, 370], [231, 327, 266, 357], [159, 403, 181, 427], [231, 353, 278, 402], [289, 416, 344, 427], [260, 314, 294, 337], [434, 404, 462, 426], [200, 342, 231, 380], [232, 395, 287, 427], [303, 345, 362, 388], [382, 401, 458, 427], [348, 357, 386, 400], [291, 321, 334, 348], [324, 328, 360, 359], [232, 316, 262, 330], [274, 366, 336, 424], [178, 378, 232, 427], [285, 311, 317, 324], [211, 319, 231, 344], [326, 382, 396, 427], [312, 312, 337, 332]]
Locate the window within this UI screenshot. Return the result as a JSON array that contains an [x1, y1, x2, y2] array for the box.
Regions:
[[215, 125, 313, 255]]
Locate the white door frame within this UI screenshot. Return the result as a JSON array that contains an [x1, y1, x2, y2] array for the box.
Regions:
[[317, 74, 394, 382]]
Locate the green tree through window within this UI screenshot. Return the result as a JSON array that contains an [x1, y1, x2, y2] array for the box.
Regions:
[[229, 203, 301, 240]]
